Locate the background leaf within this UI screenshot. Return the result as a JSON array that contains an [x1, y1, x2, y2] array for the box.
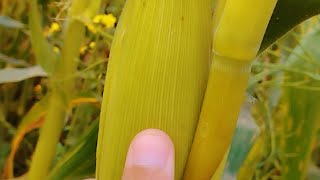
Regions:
[[221, 103, 259, 180], [0, 16, 25, 29], [2, 96, 48, 179], [29, 0, 59, 75], [1, 95, 99, 179], [48, 121, 98, 180], [0, 66, 47, 84], [0, 53, 30, 67], [277, 23, 320, 179]]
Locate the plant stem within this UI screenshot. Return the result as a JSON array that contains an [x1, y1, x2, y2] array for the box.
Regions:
[[29, 0, 57, 74], [184, 0, 278, 178], [27, 2, 87, 178], [27, 92, 66, 180], [184, 56, 251, 179]]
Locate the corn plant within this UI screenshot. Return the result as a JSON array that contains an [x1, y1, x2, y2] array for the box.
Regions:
[[26, 0, 101, 179], [97, 0, 320, 179], [96, 0, 213, 178], [1, 0, 111, 178], [1, 0, 320, 179], [185, 1, 277, 179]]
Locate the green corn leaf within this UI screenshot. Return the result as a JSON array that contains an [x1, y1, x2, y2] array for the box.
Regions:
[[222, 103, 259, 179], [27, 1, 101, 178], [48, 121, 98, 180], [29, 0, 59, 75], [277, 23, 320, 179], [260, 0, 320, 52], [2, 96, 49, 179]]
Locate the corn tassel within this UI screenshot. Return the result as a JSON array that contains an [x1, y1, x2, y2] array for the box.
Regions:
[[96, 0, 212, 179], [184, 1, 278, 179]]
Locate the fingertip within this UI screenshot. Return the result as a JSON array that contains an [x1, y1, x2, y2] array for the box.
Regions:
[[122, 129, 174, 180]]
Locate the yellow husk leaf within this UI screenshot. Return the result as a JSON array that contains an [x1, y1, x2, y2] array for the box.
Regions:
[[96, 0, 212, 179]]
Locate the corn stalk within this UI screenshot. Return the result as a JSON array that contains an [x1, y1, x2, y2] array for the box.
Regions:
[[27, 1, 101, 179], [184, 1, 278, 179], [96, 0, 212, 179]]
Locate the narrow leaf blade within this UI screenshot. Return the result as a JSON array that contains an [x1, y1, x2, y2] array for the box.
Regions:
[[0, 66, 47, 84], [0, 16, 25, 29]]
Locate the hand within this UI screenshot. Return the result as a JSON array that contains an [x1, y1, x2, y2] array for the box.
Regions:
[[122, 129, 175, 180]]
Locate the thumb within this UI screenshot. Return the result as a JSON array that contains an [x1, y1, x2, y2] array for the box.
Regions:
[[122, 129, 175, 180]]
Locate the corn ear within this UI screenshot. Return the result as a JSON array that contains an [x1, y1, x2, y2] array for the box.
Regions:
[[96, 0, 212, 179], [184, 1, 278, 179]]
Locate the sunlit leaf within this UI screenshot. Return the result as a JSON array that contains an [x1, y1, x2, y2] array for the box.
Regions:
[[0, 53, 30, 67], [0, 66, 47, 84], [0, 16, 25, 29]]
